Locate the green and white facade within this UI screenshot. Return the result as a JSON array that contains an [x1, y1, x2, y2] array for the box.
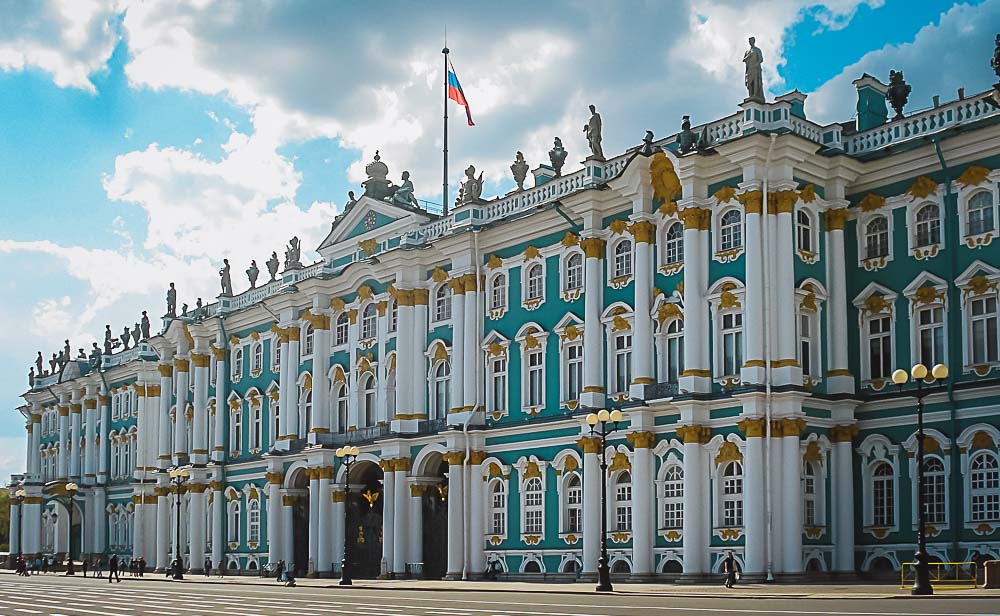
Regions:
[[10, 74, 1000, 582]]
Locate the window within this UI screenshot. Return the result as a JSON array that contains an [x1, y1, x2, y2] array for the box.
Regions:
[[361, 304, 377, 340], [614, 472, 633, 531], [865, 217, 889, 259], [490, 480, 506, 536], [722, 461, 744, 527], [432, 361, 451, 419], [526, 349, 543, 407], [916, 306, 945, 367], [251, 343, 263, 375], [968, 191, 996, 236], [299, 389, 312, 438], [302, 324, 315, 356], [361, 374, 376, 427], [268, 396, 279, 447], [335, 313, 349, 346], [271, 339, 281, 373], [721, 312, 743, 377], [971, 296, 999, 364], [230, 406, 242, 455], [565, 253, 583, 292], [565, 474, 583, 534], [664, 222, 683, 265], [613, 240, 632, 278], [433, 284, 451, 322], [523, 477, 544, 534], [565, 343, 583, 402], [525, 264, 543, 301], [248, 499, 261, 544], [800, 313, 814, 377], [490, 274, 507, 311], [872, 462, 894, 527], [803, 462, 817, 526], [797, 210, 813, 253], [720, 210, 742, 251], [971, 453, 1000, 522], [250, 402, 262, 451], [334, 383, 348, 434], [922, 457, 946, 525], [915, 204, 941, 247], [388, 300, 398, 333], [867, 316, 893, 380], [489, 357, 507, 415], [227, 501, 241, 543], [614, 334, 632, 394], [664, 319, 684, 382], [386, 368, 396, 420], [232, 347, 244, 380], [661, 465, 684, 530]]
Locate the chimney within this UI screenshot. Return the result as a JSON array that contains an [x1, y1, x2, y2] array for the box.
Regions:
[[852, 73, 888, 131], [958, 87, 965, 100], [933, 95, 940, 108]]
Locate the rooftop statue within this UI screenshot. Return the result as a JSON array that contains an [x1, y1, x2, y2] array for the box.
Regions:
[[89, 342, 101, 364], [28, 367, 34, 388], [56, 349, 65, 368], [677, 116, 696, 154], [195, 297, 203, 318], [77, 348, 86, 359], [362, 150, 394, 201], [583, 104, 604, 160], [166, 282, 177, 318], [994, 33, 1000, 80], [887, 69, 911, 120], [549, 138, 568, 176], [640, 130, 655, 156], [131, 323, 141, 346], [140, 311, 150, 339], [120, 326, 130, 350], [456, 165, 484, 205], [267, 251, 279, 282], [49, 353, 57, 375], [219, 258, 233, 296], [181, 303, 189, 317], [35, 351, 43, 375], [345, 190, 358, 209], [104, 325, 114, 355], [247, 260, 260, 289], [390, 171, 418, 208], [510, 151, 529, 191], [63, 339, 70, 362], [284, 237, 303, 270], [743, 37, 765, 103]]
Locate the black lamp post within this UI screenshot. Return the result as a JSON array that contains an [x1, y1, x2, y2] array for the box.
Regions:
[[586, 408, 625, 593], [336, 445, 359, 586], [168, 467, 191, 580], [51, 482, 79, 575], [891, 362, 948, 597], [14, 490, 25, 562]]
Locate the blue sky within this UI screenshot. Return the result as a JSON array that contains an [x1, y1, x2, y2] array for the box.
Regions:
[[0, 0, 997, 480]]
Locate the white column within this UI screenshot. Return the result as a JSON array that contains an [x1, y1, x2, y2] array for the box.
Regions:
[[445, 454, 464, 577], [394, 293, 414, 420], [333, 490, 346, 570], [29, 407, 42, 478], [142, 385, 159, 473], [449, 280, 466, 417], [411, 292, 429, 418], [581, 237, 606, 408], [24, 422, 36, 482], [9, 501, 20, 558], [630, 433, 655, 575], [188, 485, 207, 573], [155, 485, 169, 571], [680, 426, 708, 575], [310, 319, 331, 440], [832, 426, 855, 573], [22, 497, 41, 557], [266, 476, 282, 565], [212, 349, 227, 461], [346, 311, 360, 429], [392, 465, 409, 576], [211, 483, 223, 572], [382, 465, 396, 574], [581, 438, 601, 573], [773, 198, 800, 385], [463, 277, 480, 412], [83, 399, 97, 482], [277, 333, 290, 445], [781, 419, 804, 574], [825, 209, 852, 393], [630, 222, 656, 396], [317, 469, 333, 574], [158, 365, 173, 469], [679, 208, 711, 393], [769, 425, 784, 574], [741, 193, 765, 384], [69, 400, 82, 480], [93, 487, 106, 554], [57, 402, 69, 479], [286, 330, 301, 438], [408, 484, 424, 570], [191, 353, 210, 464], [742, 421, 766, 578], [98, 394, 110, 484], [308, 471, 319, 574], [173, 358, 190, 464], [282, 495, 295, 568], [468, 456, 486, 577]]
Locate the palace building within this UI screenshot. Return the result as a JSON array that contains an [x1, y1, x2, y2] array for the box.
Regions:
[[9, 69, 1000, 582]]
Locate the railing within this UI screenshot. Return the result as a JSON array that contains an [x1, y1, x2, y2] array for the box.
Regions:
[[900, 561, 977, 590], [33, 372, 61, 389], [346, 424, 390, 443], [228, 280, 281, 311], [418, 417, 447, 434], [102, 343, 156, 368], [701, 112, 743, 145], [643, 381, 679, 401]]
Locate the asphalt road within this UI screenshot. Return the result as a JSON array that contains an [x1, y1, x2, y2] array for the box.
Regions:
[[0, 574, 998, 616]]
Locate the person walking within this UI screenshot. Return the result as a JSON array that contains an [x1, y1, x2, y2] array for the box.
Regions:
[[217, 559, 225, 579], [274, 559, 285, 584], [108, 554, 121, 583], [95, 558, 103, 578], [40, 556, 48, 574], [722, 551, 738, 588], [81, 558, 88, 577], [204, 557, 212, 577]]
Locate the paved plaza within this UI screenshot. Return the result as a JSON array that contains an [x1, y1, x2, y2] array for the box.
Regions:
[[0, 574, 996, 616]]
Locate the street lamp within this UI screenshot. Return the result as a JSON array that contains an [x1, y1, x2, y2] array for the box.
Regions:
[[336, 445, 360, 586], [168, 467, 191, 580], [891, 362, 948, 596], [13, 489, 25, 563], [585, 408, 625, 592]]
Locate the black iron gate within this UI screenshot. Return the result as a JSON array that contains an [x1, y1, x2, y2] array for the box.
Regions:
[[421, 481, 448, 579]]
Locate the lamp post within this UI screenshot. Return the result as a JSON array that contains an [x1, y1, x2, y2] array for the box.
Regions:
[[891, 362, 948, 597], [13, 489, 25, 562], [585, 408, 625, 592], [168, 467, 191, 580], [336, 445, 359, 586], [51, 482, 79, 575]]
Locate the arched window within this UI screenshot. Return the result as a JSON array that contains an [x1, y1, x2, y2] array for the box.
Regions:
[[565, 253, 583, 291], [268, 396, 279, 448], [720, 210, 742, 251], [565, 473, 583, 534], [251, 342, 263, 374], [872, 462, 894, 527], [523, 477, 544, 534], [721, 311, 743, 377], [803, 462, 818, 526], [434, 284, 452, 322], [970, 453, 999, 522], [335, 313, 349, 346], [361, 303, 377, 340], [360, 374, 376, 427], [334, 382, 348, 433], [970, 295, 999, 364], [661, 465, 684, 530], [969, 191, 996, 235], [613, 239, 632, 278], [247, 499, 261, 544], [388, 299, 398, 333], [302, 324, 315, 356], [110, 436, 119, 478], [232, 347, 244, 380], [613, 333, 632, 394], [122, 435, 132, 477], [271, 339, 281, 373], [525, 264, 543, 301], [299, 389, 312, 438], [800, 311, 815, 377], [250, 402, 262, 451], [797, 210, 813, 253], [664, 319, 684, 382], [614, 472, 633, 531], [230, 406, 242, 455], [227, 500, 241, 544], [917, 306, 945, 367], [664, 222, 683, 265], [386, 368, 397, 420], [432, 361, 451, 419], [915, 204, 941, 247], [489, 479, 506, 535], [722, 461, 744, 527], [865, 216, 889, 259], [922, 457, 946, 525], [490, 274, 507, 310]]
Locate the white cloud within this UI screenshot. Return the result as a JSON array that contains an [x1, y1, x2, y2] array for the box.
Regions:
[[0, 436, 25, 483]]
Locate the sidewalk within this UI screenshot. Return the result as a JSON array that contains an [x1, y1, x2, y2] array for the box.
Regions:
[[13, 570, 996, 600]]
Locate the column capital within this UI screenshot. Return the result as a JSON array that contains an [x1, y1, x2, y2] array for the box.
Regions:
[[626, 431, 657, 449], [173, 358, 190, 373], [265, 471, 285, 484], [466, 451, 487, 466], [768, 189, 798, 214], [98, 395, 110, 405], [303, 312, 331, 330], [442, 451, 466, 465], [190, 352, 211, 368], [70, 403, 82, 414], [409, 484, 428, 497], [830, 424, 858, 443], [737, 190, 763, 214], [209, 480, 224, 491], [824, 208, 849, 231], [576, 436, 601, 454], [781, 417, 807, 437], [629, 220, 656, 244], [581, 237, 606, 259], [678, 207, 711, 230], [676, 424, 712, 444], [332, 490, 347, 502], [58, 405, 69, 417], [412, 288, 430, 305], [84, 399, 97, 410], [158, 364, 174, 377], [737, 417, 766, 438]]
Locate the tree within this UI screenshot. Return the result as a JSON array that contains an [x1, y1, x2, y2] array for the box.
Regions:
[[0, 488, 9, 552]]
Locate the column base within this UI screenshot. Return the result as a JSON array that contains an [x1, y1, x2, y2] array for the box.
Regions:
[[580, 391, 605, 409], [740, 365, 766, 385], [679, 374, 712, 394], [443, 572, 465, 581], [771, 366, 802, 387], [826, 375, 855, 394]]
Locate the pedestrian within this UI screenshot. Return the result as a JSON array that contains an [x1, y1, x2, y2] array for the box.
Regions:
[[274, 559, 284, 583], [284, 567, 296, 588], [217, 559, 225, 579], [33, 557, 40, 575], [140, 557, 146, 577], [41, 556, 48, 574], [82, 558, 88, 577], [95, 558, 103, 577], [204, 557, 212, 577], [108, 554, 121, 583], [722, 551, 738, 588]]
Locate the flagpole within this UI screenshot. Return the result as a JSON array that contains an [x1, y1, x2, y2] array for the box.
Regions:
[[442, 43, 450, 216]]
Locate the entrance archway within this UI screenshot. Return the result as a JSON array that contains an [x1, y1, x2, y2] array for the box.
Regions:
[[346, 460, 383, 578], [420, 454, 449, 580], [287, 469, 310, 577]]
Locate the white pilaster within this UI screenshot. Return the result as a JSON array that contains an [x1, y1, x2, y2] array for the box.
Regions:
[[741, 192, 766, 383], [191, 352, 210, 464], [173, 358, 190, 465], [277, 334, 290, 448], [630, 434, 655, 575], [156, 485, 169, 571], [212, 348, 227, 462], [468, 455, 485, 576], [411, 293, 429, 418], [308, 472, 319, 573], [382, 467, 396, 574], [679, 208, 711, 392], [158, 365, 173, 469], [310, 318, 331, 441], [57, 399, 69, 479], [680, 427, 708, 576], [333, 489, 345, 571], [317, 470, 333, 574], [825, 209, 853, 393], [285, 332, 301, 439], [266, 476, 282, 565], [69, 398, 82, 480], [98, 393, 110, 484], [446, 457, 464, 578], [773, 199, 801, 385], [581, 237, 606, 408], [188, 484, 207, 573], [630, 221, 656, 398], [211, 483, 223, 572], [832, 427, 855, 572], [581, 438, 600, 573], [408, 483, 424, 570], [463, 277, 480, 412], [781, 422, 803, 574], [392, 466, 409, 576], [742, 425, 766, 578], [449, 281, 466, 418]]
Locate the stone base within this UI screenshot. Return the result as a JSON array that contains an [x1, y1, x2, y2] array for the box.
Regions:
[[739, 572, 768, 583], [626, 572, 660, 583], [676, 572, 717, 585]]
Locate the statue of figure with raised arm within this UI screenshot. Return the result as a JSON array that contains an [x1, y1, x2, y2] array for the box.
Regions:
[[456, 165, 484, 205], [583, 104, 604, 160], [743, 36, 765, 103], [284, 237, 302, 270]]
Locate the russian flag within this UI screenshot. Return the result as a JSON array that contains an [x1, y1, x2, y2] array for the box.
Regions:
[[447, 60, 475, 126]]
